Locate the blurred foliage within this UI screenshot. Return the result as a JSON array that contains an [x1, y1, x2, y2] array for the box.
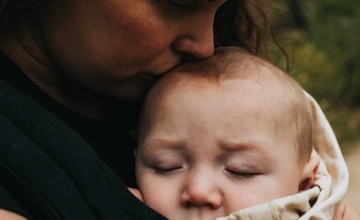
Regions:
[[268, 0, 360, 150]]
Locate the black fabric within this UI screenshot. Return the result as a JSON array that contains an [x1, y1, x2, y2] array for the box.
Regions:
[[0, 54, 166, 219], [0, 54, 139, 187], [0, 186, 30, 218]]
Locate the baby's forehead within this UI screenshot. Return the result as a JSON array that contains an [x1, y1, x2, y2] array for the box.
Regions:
[[148, 69, 287, 116], [146, 51, 294, 110], [155, 64, 280, 95]]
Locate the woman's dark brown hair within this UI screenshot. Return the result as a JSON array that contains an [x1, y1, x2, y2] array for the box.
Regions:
[[214, 0, 275, 55], [0, 0, 276, 55], [0, 0, 44, 27]]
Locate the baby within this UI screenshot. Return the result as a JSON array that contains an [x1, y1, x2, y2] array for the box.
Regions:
[[133, 47, 321, 219]]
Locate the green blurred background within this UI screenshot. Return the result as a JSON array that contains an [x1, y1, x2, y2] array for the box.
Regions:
[[269, 0, 360, 152]]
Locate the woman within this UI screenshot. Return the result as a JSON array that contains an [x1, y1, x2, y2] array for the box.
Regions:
[[0, 0, 357, 219]]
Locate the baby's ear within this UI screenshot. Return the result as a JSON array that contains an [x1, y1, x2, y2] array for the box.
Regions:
[[298, 153, 321, 192]]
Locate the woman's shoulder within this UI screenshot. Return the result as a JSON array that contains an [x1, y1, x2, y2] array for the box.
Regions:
[[0, 81, 165, 219]]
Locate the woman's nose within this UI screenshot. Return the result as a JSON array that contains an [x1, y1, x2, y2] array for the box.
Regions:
[[180, 173, 222, 209], [172, 20, 215, 59]]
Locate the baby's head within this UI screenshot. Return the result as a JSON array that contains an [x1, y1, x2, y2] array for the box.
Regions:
[[135, 47, 319, 219]]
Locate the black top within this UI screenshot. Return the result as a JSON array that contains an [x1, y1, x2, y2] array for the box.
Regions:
[[0, 54, 166, 219]]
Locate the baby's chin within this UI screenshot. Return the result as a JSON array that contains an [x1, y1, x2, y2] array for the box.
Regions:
[[161, 210, 227, 220]]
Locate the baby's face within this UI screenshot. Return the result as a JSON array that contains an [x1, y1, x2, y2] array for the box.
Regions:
[[136, 74, 304, 220]]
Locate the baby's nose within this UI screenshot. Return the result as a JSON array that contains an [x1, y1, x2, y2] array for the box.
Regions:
[[180, 173, 222, 209]]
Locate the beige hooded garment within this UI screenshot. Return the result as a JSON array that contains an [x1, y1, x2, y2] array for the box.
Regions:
[[217, 93, 349, 220]]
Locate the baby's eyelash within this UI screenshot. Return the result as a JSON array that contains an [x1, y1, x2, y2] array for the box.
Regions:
[[153, 167, 177, 173], [151, 164, 183, 174], [225, 169, 258, 179]]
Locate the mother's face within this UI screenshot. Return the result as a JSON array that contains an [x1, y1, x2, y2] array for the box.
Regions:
[[42, 0, 227, 100]]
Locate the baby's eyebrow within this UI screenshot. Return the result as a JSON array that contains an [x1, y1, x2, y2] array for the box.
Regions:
[[219, 140, 270, 155], [219, 141, 274, 164], [141, 138, 186, 151]]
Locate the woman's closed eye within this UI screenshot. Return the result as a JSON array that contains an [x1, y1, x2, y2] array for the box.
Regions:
[[166, 0, 196, 10], [168, 0, 193, 5]]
